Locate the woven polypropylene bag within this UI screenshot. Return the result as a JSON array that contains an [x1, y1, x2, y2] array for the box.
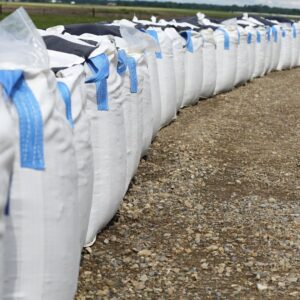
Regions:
[[1, 9, 81, 300], [56, 64, 94, 247]]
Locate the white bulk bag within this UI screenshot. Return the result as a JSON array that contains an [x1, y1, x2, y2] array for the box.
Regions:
[[1, 8, 80, 300], [200, 28, 216, 98], [115, 41, 153, 158], [214, 26, 238, 95], [144, 50, 162, 134], [45, 30, 128, 245], [277, 25, 292, 70], [163, 27, 186, 110], [0, 90, 15, 298], [136, 52, 153, 155], [245, 26, 256, 81], [83, 40, 127, 245], [81, 33, 144, 188], [270, 25, 282, 71], [296, 21, 300, 67], [264, 27, 273, 74], [118, 22, 162, 136], [181, 29, 204, 107], [234, 26, 250, 86], [115, 47, 143, 185], [253, 27, 267, 78], [56, 64, 94, 247], [290, 23, 300, 68], [146, 27, 177, 127]]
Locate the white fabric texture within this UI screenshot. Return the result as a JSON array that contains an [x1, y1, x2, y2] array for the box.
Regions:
[[290, 23, 300, 68], [164, 27, 186, 110], [200, 29, 216, 99], [0, 91, 15, 298], [136, 53, 154, 156], [253, 27, 267, 78], [245, 26, 256, 81], [182, 30, 204, 107], [234, 26, 250, 86], [277, 26, 292, 70], [150, 27, 177, 127], [145, 51, 162, 135], [270, 25, 282, 71], [214, 27, 238, 95]]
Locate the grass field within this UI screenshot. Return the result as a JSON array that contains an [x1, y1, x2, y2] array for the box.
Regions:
[[0, 2, 237, 28]]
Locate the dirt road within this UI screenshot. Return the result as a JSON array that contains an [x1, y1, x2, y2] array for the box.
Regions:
[[76, 68, 300, 299]]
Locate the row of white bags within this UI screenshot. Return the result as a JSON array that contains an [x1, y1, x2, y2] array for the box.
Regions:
[[1, 7, 300, 300]]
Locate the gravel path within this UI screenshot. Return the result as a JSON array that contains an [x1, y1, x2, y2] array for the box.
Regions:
[[76, 68, 300, 299]]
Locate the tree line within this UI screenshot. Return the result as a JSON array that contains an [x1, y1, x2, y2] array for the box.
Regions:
[[22, 0, 300, 16]]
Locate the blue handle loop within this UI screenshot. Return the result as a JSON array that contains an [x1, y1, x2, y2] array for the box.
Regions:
[[180, 30, 194, 53], [86, 53, 110, 111], [267, 27, 271, 42], [247, 32, 252, 44], [237, 30, 241, 45], [272, 26, 278, 43], [281, 28, 286, 38], [0, 70, 44, 170], [127, 56, 138, 93], [256, 31, 261, 43], [216, 28, 230, 50], [57, 81, 74, 128], [117, 49, 127, 76], [146, 29, 162, 59], [292, 24, 297, 39]]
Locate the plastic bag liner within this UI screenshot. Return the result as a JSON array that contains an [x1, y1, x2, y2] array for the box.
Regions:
[[119, 22, 160, 53], [0, 7, 48, 69]]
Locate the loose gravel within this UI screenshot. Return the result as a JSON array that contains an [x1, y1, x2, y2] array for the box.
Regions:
[[76, 68, 300, 299]]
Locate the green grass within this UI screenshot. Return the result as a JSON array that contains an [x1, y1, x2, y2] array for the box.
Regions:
[[0, 2, 237, 28]]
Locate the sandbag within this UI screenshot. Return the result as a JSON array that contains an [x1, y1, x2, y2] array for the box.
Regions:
[[83, 40, 127, 245], [214, 26, 238, 95], [200, 28, 216, 98], [253, 27, 267, 78], [56, 64, 94, 247], [245, 26, 256, 81], [44, 29, 128, 245], [114, 47, 144, 186], [146, 27, 177, 127], [118, 22, 162, 136], [290, 23, 300, 68], [181, 29, 204, 107], [234, 26, 250, 86], [264, 27, 273, 74], [277, 25, 292, 70], [270, 25, 282, 71], [136, 52, 153, 155], [1, 9, 81, 300], [163, 27, 186, 110]]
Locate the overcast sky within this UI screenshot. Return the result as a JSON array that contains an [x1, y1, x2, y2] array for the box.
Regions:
[[175, 0, 300, 9]]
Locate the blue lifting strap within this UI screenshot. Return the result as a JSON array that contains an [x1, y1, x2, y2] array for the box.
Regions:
[[86, 53, 110, 111], [57, 81, 74, 128], [0, 69, 44, 170]]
